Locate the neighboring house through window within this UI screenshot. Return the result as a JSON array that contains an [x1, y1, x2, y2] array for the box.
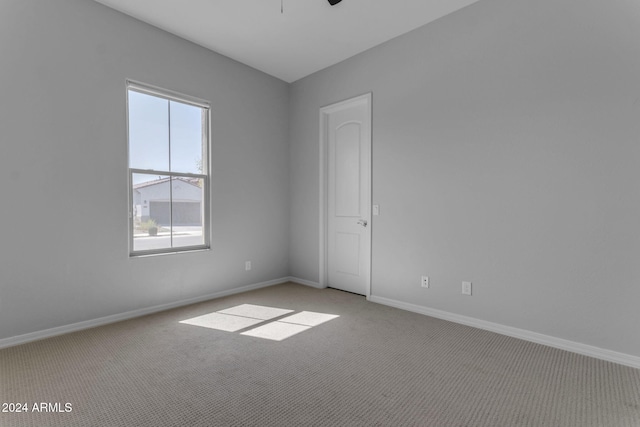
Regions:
[[127, 81, 210, 255]]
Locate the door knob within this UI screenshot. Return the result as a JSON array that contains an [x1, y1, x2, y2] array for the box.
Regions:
[[357, 219, 368, 227]]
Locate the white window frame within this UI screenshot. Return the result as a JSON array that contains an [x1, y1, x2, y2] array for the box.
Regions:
[[126, 80, 211, 256]]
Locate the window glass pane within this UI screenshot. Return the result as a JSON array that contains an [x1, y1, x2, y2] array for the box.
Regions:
[[128, 91, 169, 171], [132, 173, 172, 252], [170, 100, 205, 174], [171, 177, 205, 248]]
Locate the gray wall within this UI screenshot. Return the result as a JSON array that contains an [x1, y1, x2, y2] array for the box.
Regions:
[[0, 0, 290, 339], [2, 0, 639, 360], [290, 0, 640, 357]]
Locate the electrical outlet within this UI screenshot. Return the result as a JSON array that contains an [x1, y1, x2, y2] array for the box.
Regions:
[[462, 281, 472, 296], [245, 261, 252, 271], [421, 276, 429, 288]]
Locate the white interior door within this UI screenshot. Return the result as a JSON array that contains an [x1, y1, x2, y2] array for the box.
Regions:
[[321, 94, 371, 296]]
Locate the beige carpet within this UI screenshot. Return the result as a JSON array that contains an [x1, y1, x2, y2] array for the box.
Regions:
[[1, 282, 639, 426]]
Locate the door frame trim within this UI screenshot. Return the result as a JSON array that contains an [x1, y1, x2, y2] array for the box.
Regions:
[[319, 92, 372, 299]]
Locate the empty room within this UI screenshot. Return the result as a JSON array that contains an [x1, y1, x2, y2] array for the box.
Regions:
[[1, 0, 639, 425]]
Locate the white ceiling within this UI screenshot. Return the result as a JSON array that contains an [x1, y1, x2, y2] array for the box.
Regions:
[[94, 0, 481, 83]]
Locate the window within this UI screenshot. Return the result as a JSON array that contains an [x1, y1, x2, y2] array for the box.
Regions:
[[127, 81, 210, 255]]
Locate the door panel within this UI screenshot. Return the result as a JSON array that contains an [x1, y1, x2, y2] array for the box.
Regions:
[[335, 232, 361, 276], [335, 123, 361, 217]]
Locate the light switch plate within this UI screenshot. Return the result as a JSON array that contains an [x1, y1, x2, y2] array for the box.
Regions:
[[462, 281, 472, 296]]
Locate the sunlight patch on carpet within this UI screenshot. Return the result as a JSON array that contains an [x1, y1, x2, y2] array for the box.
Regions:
[[279, 311, 340, 327], [218, 304, 293, 320], [179, 312, 264, 332], [241, 322, 310, 341], [180, 304, 339, 341]]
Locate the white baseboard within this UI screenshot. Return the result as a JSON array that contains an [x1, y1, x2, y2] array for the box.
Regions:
[[369, 295, 640, 370], [287, 276, 324, 289], [0, 277, 290, 350]]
